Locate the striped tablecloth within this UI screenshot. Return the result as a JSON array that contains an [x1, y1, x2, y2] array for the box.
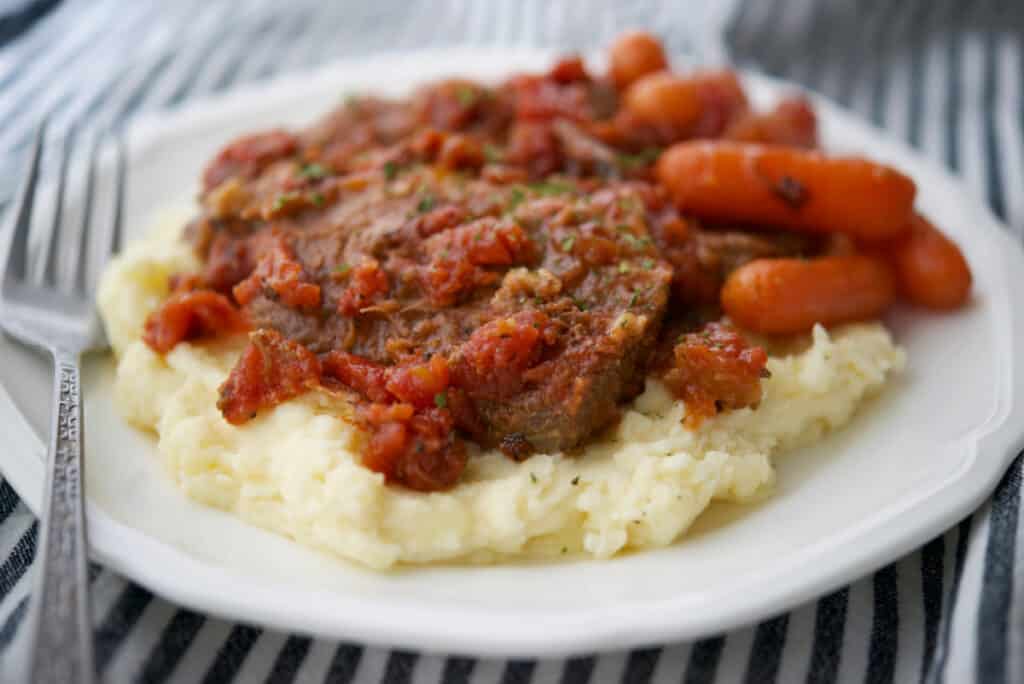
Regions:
[[0, 1, 1022, 682]]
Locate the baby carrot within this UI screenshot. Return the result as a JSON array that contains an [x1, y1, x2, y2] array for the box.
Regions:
[[657, 141, 916, 242], [721, 255, 896, 334]]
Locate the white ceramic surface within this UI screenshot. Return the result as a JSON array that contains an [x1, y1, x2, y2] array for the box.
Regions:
[[1, 49, 1022, 657]]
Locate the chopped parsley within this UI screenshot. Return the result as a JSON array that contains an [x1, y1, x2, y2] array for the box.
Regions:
[[272, 192, 298, 211], [456, 85, 478, 107], [642, 258, 655, 270], [434, 391, 448, 409], [507, 186, 526, 210], [529, 180, 574, 196], [571, 476, 580, 485], [616, 146, 662, 169], [622, 233, 651, 250], [483, 143, 504, 163], [629, 292, 639, 307], [309, 191, 325, 207], [334, 263, 351, 275], [561, 235, 576, 252], [417, 191, 436, 213], [530, 473, 538, 483], [383, 160, 399, 180], [299, 163, 329, 179], [572, 296, 588, 311]]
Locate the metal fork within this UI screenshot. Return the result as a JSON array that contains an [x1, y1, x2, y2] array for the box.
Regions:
[[0, 123, 122, 684]]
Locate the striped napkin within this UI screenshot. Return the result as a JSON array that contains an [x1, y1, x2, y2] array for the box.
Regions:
[[0, 1, 1021, 682]]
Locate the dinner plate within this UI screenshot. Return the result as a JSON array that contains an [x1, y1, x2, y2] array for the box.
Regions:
[[1, 48, 1023, 657]]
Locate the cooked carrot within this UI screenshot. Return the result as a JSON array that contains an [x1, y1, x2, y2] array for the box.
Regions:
[[891, 213, 972, 310], [608, 30, 668, 89], [721, 255, 896, 334], [656, 142, 916, 242], [624, 72, 702, 131], [624, 70, 748, 137]]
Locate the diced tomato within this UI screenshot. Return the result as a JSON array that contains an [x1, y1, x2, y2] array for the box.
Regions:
[[337, 258, 389, 315], [217, 329, 321, 424], [505, 121, 563, 177], [232, 239, 321, 309], [421, 257, 495, 307], [321, 350, 394, 404], [450, 312, 557, 400], [359, 403, 466, 491], [509, 74, 592, 122], [661, 322, 768, 428], [548, 56, 589, 84], [143, 290, 249, 353], [416, 205, 467, 237], [385, 355, 450, 409], [202, 130, 298, 192]]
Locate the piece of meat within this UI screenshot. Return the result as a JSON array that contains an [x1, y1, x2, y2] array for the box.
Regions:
[[205, 169, 671, 454]]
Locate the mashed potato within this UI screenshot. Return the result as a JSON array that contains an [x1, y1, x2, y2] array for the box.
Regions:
[[98, 209, 906, 569]]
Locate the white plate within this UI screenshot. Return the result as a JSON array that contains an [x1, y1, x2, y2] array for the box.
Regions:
[[2, 48, 1023, 658]]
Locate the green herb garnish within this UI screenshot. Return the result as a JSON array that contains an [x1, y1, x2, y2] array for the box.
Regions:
[[434, 391, 448, 409], [272, 192, 298, 211], [417, 192, 436, 213], [383, 160, 399, 180], [310, 191, 325, 207], [622, 233, 651, 250], [529, 180, 574, 196], [456, 86, 478, 107], [618, 261, 630, 274], [483, 143, 504, 163], [334, 263, 351, 275], [508, 186, 526, 210], [561, 236, 575, 252], [299, 163, 329, 179]]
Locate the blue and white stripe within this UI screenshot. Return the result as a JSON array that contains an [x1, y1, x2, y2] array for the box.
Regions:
[[0, 1, 1022, 682]]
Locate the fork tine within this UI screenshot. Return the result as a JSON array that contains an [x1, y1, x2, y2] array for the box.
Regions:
[[42, 125, 74, 287], [73, 128, 100, 293], [110, 131, 125, 256], [3, 120, 46, 283]]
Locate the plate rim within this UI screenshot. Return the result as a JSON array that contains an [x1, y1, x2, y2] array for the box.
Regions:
[[2, 46, 1023, 657]]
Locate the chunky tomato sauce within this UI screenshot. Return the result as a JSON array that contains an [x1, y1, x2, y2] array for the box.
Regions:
[[141, 33, 828, 490]]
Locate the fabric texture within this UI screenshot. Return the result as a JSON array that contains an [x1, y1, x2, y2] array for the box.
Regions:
[[0, 0, 1022, 681]]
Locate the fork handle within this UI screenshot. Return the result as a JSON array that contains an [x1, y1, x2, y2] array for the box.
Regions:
[[27, 349, 96, 684]]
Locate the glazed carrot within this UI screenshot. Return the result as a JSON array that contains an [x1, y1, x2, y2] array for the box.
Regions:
[[721, 255, 896, 334], [624, 72, 702, 131], [723, 96, 818, 148], [624, 70, 748, 136], [656, 142, 916, 241], [608, 30, 668, 89], [891, 213, 972, 310]]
